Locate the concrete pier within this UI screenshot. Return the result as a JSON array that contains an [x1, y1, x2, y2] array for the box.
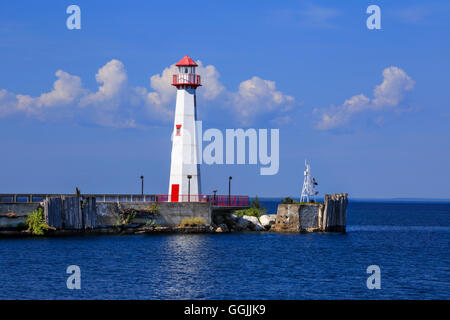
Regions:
[[0, 193, 347, 236], [0, 195, 212, 235]]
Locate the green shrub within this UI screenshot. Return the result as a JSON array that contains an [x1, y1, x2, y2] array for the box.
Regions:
[[251, 195, 262, 209], [149, 203, 160, 214], [281, 197, 299, 204], [125, 211, 136, 224], [26, 208, 52, 235], [118, 210, 137, 225], [234, 207, 262, 218], [235, 195, 267, 218]]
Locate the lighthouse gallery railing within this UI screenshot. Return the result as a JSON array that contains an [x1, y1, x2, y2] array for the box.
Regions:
[[172, 74, 201, 86]]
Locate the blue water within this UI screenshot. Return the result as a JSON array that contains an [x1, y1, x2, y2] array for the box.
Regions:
[[0, 201, 448, 299]]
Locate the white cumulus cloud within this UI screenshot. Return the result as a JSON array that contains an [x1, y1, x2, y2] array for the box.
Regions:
[[80, 59, 127, 107], [229, 76, 295, 124], [0, 89, 19, 117], [15, 70, 85, 117], [0, 58, 294, 127], [372, 67, 415, 109], [315, 66, 415, 130]]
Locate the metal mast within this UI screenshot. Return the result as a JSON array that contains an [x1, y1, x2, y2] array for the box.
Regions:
[[300, 160, 318, 202]]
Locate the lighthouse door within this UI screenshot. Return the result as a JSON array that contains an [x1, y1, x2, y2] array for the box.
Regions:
[[171, 184, 179, 202]]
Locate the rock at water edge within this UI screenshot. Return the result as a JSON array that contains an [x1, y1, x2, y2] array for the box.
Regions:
[[242, 215, 265, 231], [259, 214, 277, 230]]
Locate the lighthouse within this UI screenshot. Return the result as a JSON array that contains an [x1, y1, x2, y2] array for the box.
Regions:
[[168, 55, 202, 202]]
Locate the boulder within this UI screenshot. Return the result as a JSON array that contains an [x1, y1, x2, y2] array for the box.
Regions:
[[232, 215, 250, 231], [242, 215, 265, 231], [259, 214, 277, 230], [216, 223, 229, 233]]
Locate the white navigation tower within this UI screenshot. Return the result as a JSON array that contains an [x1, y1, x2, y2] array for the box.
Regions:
[[300, 160, 318, 202], [168, 55, 202, 202]]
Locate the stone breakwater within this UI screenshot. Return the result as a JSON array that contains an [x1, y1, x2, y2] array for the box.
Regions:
[[0, 194, 347, 237], [212, 213, 277, 232], [212, 193, 348, 233]]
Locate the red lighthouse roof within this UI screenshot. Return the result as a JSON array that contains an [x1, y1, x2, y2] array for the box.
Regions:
[[175, 55, 198, 66]]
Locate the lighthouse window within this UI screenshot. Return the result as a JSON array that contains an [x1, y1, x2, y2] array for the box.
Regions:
[[176, 124, 182, 136], [185, 68, 188, 73]]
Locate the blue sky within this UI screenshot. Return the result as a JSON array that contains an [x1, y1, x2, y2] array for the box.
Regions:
[[0, 0, 449, 198]]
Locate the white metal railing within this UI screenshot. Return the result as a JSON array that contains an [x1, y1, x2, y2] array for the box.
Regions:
[[0, 193, 250, 207], [0, 194, 157, 204]]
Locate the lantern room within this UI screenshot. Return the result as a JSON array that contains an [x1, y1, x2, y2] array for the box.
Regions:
[[172, 55, 201, 88]]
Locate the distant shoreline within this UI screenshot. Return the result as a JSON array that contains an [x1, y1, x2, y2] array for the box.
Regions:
[[257, 197, 450, 203]]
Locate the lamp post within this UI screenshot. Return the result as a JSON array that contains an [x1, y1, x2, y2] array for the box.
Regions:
[[187, 175, 192, 202], [228, 176, 232, 206], [140, 175, 144, 196], [213, 189, 217, 205]]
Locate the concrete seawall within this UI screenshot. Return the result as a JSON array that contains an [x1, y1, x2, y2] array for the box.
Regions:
[[0, 203, 40, 229], [0, 198, 211, 235], [96, 201, 212, 228]]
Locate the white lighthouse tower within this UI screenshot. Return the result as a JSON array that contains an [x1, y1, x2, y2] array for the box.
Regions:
[[168, 55, 202, 202]]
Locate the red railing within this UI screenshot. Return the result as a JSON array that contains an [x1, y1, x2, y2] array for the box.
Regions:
[[210, 195, 249, 207], [172, 74, 201, 86], [155, 194, 249, 207]]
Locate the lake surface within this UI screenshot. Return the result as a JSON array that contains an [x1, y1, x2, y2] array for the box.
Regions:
[[0, 200, 449, 299]]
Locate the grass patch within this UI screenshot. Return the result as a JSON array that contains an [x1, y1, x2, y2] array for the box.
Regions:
[[116, 209, 137, 226], [281, 197, 300, 204], [180, 217, 207, 226], [281, 197, 317, 205]]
